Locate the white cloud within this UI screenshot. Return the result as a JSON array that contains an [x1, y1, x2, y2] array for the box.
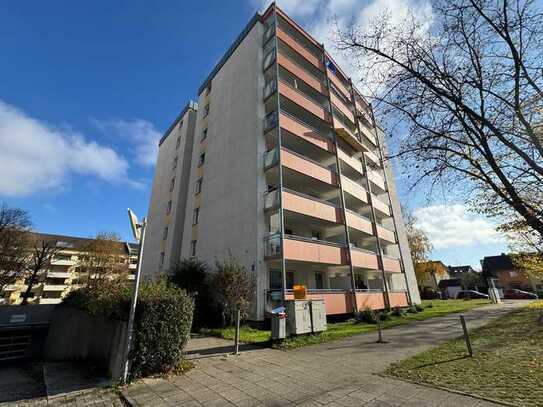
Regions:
[[93, 118, 161, 167], [0, 100, 129, 197], [413, 204, 505, 249]]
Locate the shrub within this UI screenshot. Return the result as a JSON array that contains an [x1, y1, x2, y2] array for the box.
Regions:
[[407, 304, 421, 314], [378, 311, 392, 321], [356, 307, 378, 324], [63, 279, 194, 380], [392, 307, 407, 317]]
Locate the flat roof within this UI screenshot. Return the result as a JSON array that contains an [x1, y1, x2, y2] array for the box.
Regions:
[[158, 100, 198, 146]]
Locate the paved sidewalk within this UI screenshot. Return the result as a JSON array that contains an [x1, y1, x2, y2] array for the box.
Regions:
[[122, 301, 523, 407]]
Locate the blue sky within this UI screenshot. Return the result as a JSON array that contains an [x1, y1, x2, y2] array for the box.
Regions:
[[0, 0, 508, 267]]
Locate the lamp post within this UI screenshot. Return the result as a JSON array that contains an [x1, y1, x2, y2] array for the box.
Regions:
[[122, 208, 147, 383]]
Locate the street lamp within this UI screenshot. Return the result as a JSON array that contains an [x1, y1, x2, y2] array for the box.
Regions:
[[122, 208, 147, 383]]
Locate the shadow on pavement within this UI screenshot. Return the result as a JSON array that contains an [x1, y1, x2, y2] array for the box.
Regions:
[[0, 362, 46, 403]]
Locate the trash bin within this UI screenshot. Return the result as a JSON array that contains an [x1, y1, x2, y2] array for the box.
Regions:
[[271, 306, 287, 340]]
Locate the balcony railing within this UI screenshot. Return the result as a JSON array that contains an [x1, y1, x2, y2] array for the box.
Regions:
[[264, 189, 280, 210], [264, 234, 282, 258], [263, 148, 279, 169], [264, 78, 277, 99], [264, 111, 278, 132]]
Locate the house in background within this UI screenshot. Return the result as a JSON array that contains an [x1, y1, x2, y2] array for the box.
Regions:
[[415, 261, 450, 297], [447, 265, 476, 278], [481, 253, 542, 294]]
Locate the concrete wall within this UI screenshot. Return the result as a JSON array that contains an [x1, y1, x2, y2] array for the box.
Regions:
[[44, 307, 127, 380], [179, 22, 269, 321], [378, 128, 421, 304], [142, 103, 198, 278]]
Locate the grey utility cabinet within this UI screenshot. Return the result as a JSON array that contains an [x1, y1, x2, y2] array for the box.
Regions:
[[285, 300, 326, 335]]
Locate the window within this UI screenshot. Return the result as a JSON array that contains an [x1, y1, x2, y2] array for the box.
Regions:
[[192, 208, 200, 225], [170, 178, 175, 191], [315, 271, 324, 290], [286, 272, 294, 289], [159, 252, 165, 268], [285, 228, 293, 235], [190, 240, 197, 257], [270, 270, 282, 290], [172, 156, 178, 170], [195, 178, 203, 194], [198, 153, 206, 167], [166, 200, 172, 215], [163, 227, 168, 240], [311, 230, 321, 240], [203, 104, 210, 118], [176, 136, 181, 149], [201, 128, 208, 140]]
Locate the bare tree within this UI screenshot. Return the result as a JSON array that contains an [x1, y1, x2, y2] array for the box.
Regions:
[[79, 232, 128, 288], [336, 0, 543, 246], [20, 239, 61, 305], [0, 203, 31, 290]]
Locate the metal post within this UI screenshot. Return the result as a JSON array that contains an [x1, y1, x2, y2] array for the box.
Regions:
[[234, 308, 241, 355], [122, 218, 146, 383], [377, 317, 384, 343], [459, 314, 473, 357]]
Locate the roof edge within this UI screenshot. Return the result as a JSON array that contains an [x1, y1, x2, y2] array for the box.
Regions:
[[158, 100, 198, 146]]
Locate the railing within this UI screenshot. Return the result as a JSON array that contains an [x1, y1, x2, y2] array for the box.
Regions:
[[279, 77, 330, 113], [284, 234, 345, 248], [282, 146, 337, 174], [264, 79, 277, 99], [264, 189, 280, 210], [264, 111, 278, 131], [283, 187, 339, 208], [263, 48, 276, 71], [264, 234, 282, 257], [280, 109, 333, 141], [263, 24, 275, 44], [263, 148, 279, 169]]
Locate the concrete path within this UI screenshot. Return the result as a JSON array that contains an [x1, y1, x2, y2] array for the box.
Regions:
[[122, 301, 524, 407]]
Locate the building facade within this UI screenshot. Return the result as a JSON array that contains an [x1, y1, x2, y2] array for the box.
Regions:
[[482, 253, 542, 293], [1, 233, 139, 305], [142, 4, 420, 321]]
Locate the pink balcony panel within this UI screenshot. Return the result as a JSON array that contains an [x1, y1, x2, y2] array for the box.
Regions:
[[377, 225, 396, 243], [328, 72, 352, 101], [383, 257, 402, 273], [341, 176, 368, 202], [389, 292, 409, 307], [372, 196, 391, 216], [345, 212, 373, 235], [368, 170, 386, 190], [282, 190, 342, 224], [278, 54, 327, 95], [286, 291, 354, 315], [276, 8, 322, 49], [279, 82, 331, 122], [356, 292, 386, 310], [280, 113, 334, 153], [284, 238, 348, 265], [281, 148, 338, 185], [277, 28, 325, 71], [338, 148, 364, 174], [330, 92, 355, 124], [350, 249, 379, 270]]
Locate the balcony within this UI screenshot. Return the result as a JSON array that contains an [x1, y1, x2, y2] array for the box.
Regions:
[[364, 150, 381, 167], [356, 291, 386, 310], [389, 291, 409, 307], [281, 148, 338, 186], [345, 210, 373, 235], [368, 169, 386, 191], [350, 247, 379, 270], [278, 53, 327, 95], [280, 112, 335, 153], [51, 259, 74, 266], [359, 122, 378, 146], [47, 271, 71, 279], [327, 69, 352, 101], [341, 175, 368, 203], [372, 195, 391, 217], [330, 92, 355, 124], [277, 27, 324, 72], [278, 81, 331, 123], [42, 284, 68, 292], [334, 117, 364, 152], [282, 189, 343, 224], [377, 224, 396, 244], [285, 290, 355, 315], [338, 148, 364, 175], [284, 236, 349, 266], [39, 298, 62, 305], [383, 256, 402, 273]]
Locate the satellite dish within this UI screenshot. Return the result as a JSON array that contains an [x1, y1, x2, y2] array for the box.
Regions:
[[127, 208, 141, 242]]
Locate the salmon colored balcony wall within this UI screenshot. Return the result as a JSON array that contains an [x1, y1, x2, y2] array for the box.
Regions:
[[383, 257, 402, 273], [341, 176, 368, 202], [377, 225, 396, 243], [372, 196, 391, 216], [278, 54, 327, 95], [368, 170, 386, 190], [285, 292, 354, 315], [279, 82, 331, 122], [328, 70, 352, 101], [277, 28, 324, 71], [338, 149, 364, 175], [280, 114, 335, 153], [359, 124, 378, 146], [281, 148, 338, 185], [350, 249, 379, 270], [389, 292, 408, 307], [282, 190, 342, 224], [333, 117, 356, 139], [283, 238, 348, 265], [276, 7, 322, 49], [330, 92, 355, 124], [356, 292, 386, 310], [345, 212, 373, 235], [364, 150, 381, 167]]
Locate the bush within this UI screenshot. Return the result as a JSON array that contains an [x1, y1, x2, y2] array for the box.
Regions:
[[407, 304, 421, 314], [392, 307, 407, 317], [356, 307, 378, 324], [63, 279, 194, 380]]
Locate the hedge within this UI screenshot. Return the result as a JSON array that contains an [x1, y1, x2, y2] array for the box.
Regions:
[[63, 279, 194, 379]]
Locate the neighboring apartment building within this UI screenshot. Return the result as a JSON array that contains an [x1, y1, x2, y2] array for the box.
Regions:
[[142, 4, 420, 322], [482, 253, 542, 293], [1, 233, 139, 305]]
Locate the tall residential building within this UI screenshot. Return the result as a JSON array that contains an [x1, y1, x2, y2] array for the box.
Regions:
[[142, 3, 421, 322], [1, 232, 139, 305]]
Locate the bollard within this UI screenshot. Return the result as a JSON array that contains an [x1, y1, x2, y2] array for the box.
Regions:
[[376, 317, 385, 343], [234, 308, 241, 355], [459, 314, 473, 357]]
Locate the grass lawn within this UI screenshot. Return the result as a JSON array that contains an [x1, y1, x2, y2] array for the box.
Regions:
[[385, 303, 543, 407], [200, 299, 490, 349]]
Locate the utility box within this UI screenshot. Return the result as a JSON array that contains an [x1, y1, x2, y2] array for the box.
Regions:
[[271, 307, 286, 340], [285, 300, 326, 335]]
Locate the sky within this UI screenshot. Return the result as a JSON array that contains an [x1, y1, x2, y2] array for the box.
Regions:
[[0, 0, 508, 268]]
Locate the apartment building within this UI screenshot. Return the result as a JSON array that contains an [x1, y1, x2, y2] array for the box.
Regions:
[[1, 233, 139, 305], [142, 4, 420, 321]]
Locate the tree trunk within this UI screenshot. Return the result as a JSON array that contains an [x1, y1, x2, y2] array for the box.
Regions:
[[20, 272, 37, 305]]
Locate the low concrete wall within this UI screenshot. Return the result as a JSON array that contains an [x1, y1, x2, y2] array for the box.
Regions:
[[44, 307, 127, 381]]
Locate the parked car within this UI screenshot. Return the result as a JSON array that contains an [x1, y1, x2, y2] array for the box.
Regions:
[[456, 290, 489, 299], [420, 288, 443, 300], [503, 289, 538, 299]]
